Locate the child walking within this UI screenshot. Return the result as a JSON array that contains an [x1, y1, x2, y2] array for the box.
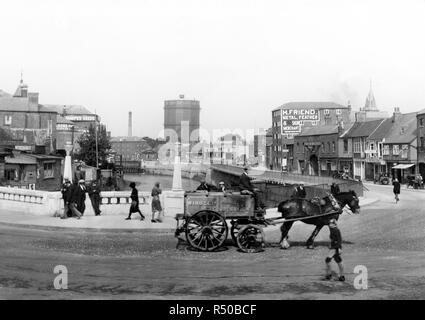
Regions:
[[324, 218, 345, 281]]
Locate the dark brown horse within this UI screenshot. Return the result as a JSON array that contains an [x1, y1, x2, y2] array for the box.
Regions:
[[278, 191, 360, 249]]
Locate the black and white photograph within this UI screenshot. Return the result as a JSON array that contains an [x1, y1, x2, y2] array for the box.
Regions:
[[1, 0, 425, 305]]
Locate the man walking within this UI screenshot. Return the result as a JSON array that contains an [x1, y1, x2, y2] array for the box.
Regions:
[[88, 180, 102, 216], [393, 178, 401, 203]]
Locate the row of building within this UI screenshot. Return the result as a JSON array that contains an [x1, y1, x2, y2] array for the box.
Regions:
[[266, 84, 425, 183], [0, 78, 107, 190], [0, 78, 104, 156]]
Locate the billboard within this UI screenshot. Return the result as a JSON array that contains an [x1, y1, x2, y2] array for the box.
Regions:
[[281, 109, 320, 136]]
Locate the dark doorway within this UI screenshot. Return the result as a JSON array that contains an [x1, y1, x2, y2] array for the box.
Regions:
[[419, 163, 425, 180], [310, 155, 319, 175]]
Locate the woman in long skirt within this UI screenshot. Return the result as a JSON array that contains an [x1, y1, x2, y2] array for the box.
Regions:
[[125, 182, 145, 220], [151, 182, 162, 223]]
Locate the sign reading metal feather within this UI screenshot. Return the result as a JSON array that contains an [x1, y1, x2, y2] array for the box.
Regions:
[[281, 108, 320, 136]]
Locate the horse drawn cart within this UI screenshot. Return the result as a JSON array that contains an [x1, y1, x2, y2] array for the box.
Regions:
[[174, 191, 343, 253]]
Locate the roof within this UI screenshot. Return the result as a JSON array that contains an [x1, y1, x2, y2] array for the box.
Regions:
[[297, 125, 340, 137], [44, 104, 94, 115], [417, 108, 425, 116], [5, 153, 62, 164], [272, 101, 347, 112], [368, 118, 394, 140], [0, 89, 12, 98], [0, 97, 55, 113], [343, 119, 385, 138], [383, 112, 417, 144]]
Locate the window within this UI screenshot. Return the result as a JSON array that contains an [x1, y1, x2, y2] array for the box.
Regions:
[[43, 163, 54, 178], [327, 142, 331, 152], [354, 141, 361, 153], [383, 145, 389, 155], [4, 115, 12, 125], [343, 139, 348, 153], [5, 169, 17, 181], [401, 145, 408, 159], [420, 118, 424, 127], [336, 109, 342, 115], [324, 109, 330, 115], [392, 145, 399, 156], [332, 142, 335, 153], [421, 137, 425, 148]]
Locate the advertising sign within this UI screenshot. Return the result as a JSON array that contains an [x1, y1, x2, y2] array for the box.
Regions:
[[281, 108, 320, 136]]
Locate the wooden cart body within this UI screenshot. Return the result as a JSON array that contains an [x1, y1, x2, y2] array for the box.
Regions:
[[184, 191, 259, 219]]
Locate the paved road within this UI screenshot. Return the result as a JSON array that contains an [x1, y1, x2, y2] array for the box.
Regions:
[[1, 184, 425, 299]]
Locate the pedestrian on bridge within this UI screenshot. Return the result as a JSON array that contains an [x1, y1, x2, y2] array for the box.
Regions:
[[393, 178, 401, 203], [151, 182, 162, 223], [88, 180, 101, 216], [125, 182, 145, 221], [60, 179, 73, 219]]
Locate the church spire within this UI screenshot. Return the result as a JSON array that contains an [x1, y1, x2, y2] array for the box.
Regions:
[[364, 79, 377, 111]]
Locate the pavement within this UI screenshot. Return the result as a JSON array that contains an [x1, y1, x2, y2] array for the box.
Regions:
[[0, 196, 378, 231]]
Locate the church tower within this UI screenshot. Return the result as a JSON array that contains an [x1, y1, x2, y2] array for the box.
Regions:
[[13, 72, 28, 98]]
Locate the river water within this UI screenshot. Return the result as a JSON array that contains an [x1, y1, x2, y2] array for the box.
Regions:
[[124, 174, 199, 191]]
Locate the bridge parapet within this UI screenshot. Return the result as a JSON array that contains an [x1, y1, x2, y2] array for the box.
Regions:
[[209, 165, 363, 197], [0, 186, 184, 218]]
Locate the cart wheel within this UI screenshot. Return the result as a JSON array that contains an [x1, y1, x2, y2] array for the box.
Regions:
[[236, 224, 265, 253], [185, 210, 228, 251]]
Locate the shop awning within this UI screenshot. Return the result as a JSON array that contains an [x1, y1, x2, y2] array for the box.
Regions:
[[392, 164, 415, 169]]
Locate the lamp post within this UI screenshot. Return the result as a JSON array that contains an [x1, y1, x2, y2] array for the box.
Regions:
[[172, 142, 183, 191], [63, 141, 73, 183]]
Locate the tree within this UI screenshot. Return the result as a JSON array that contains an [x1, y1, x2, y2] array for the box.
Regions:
[[75, 124, 111, 167]]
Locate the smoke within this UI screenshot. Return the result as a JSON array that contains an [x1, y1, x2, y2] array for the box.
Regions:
[[329, 81, 361, 111]]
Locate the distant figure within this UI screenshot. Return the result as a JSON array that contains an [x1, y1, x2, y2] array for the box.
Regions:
[[393, 178, 401, 203], [324, 219, 345, 282], [88, 180, 101, 216], [218, 181, 227, 192], [196, 179, 210, 192], [60, 179, 73, 219], [69, 179, 86, 219], [293, 182, 307, 199], [151, 182, 163, 223], [330, 182, 340, 196], [126, 182, 145, 220]]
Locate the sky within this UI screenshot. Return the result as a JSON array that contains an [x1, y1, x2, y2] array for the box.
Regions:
[[1, 0, 425, 139]]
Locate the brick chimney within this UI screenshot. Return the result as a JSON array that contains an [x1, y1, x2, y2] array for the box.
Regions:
[[392, 107, 401, 122], [27, 92, 39, 111], [128, 111, 133, 137]]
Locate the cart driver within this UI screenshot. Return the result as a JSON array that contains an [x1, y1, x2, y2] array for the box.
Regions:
[[239, 167, 263, 210]]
